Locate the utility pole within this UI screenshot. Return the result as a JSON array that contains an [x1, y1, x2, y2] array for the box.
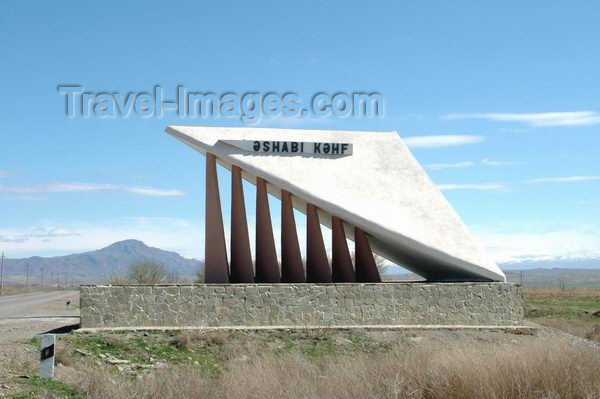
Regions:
[[26, 263, 29, 290], [57, 272, 60, 288], [1, 252, 4, 296], [41, 266, 44, 287], [520, 270, 523, 285]]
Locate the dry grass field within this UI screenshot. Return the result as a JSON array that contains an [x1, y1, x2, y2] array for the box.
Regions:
[[0, 285, 40, 297], [1, 286, 599, 398], [72, 339, 599, 399], [2, 326, 598, 399], [523, 287, 600, 342], [0, 285, 68, 297]]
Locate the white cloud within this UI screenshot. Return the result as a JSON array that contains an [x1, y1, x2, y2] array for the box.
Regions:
[[443, 111, 600, 127], [29, 227, 81, 238], [0, 227, 80, 244], [425, 161, 475, 170], [0, 234, 27, 243], [526, 176, 600, 184], [0, 218, 202, 258], [480, 158, 518, 167], [403, 135, 484, 148], [425, 158, 518, 170], [437, 183, 507, 191], [0, 182, 184, 197], [473, 223, 600, 264]]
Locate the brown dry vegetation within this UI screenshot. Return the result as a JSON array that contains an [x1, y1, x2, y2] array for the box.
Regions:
[[541, 318, 600, 342], [523, 287, 600, 301], [5, 287, 600, 398], [4, 328, 591, 399], [523, 287, 600, 342], [0, 285, 57, 297], [68, 340, 600, 399]]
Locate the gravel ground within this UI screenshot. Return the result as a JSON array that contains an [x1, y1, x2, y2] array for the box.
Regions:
[[0, 290, 80, 397]]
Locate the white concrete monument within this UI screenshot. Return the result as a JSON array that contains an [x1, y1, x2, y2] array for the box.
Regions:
[[166, 126, 505, 283]]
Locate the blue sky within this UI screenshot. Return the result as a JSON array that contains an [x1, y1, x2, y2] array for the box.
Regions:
[[1, 1, 599, 264]]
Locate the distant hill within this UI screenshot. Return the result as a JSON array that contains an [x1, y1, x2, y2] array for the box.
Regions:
[[503, 268, 600, 288], [498, 257, 600, 287], [2, 240, 204, 283], [387, 257, 600, 288], [500, 257, 600, 270]]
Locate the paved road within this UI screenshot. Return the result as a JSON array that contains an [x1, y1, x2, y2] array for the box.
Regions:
[[0, 290, 78, 319], [0, 290, 80, 343]]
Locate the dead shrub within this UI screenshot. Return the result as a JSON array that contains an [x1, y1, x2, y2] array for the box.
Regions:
[[170, 330, 228, 351], [170, 330, 192, 350], [55, 345, 75, 367], [127, 261, 167, 284], [305, 325, 334, 341], [105, 275, 130, 285], [203, 331, 227, 347], [586, 323, 600, 342]]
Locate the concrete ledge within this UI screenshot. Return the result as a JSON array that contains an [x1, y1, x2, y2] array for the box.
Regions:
[[76, 324, 536, 333], [80, 282, 523, 329]]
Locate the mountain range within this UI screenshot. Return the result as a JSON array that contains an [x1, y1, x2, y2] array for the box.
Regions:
[[500, 257, 600, 270], [2, 239, 204, 283], [2, 239, 599, 285]]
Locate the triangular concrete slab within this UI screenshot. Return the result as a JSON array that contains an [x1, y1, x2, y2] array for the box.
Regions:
[[166, 125, 505, 282]]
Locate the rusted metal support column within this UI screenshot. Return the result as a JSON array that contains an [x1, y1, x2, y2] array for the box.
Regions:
[[230, 165, 254, 283], [205, 153, 229, 283], [281, 190, 305, 283], [331, 216, 355, 282], [354, 227, 381, 282], [255, 177, 280, 283], [306, 204, 332, 283]]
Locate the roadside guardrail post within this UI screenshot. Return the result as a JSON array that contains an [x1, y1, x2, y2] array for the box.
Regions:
[[39, 334, 55, 379]]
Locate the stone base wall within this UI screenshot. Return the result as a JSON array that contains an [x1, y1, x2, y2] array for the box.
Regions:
[[80, 283, 523, 328]]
